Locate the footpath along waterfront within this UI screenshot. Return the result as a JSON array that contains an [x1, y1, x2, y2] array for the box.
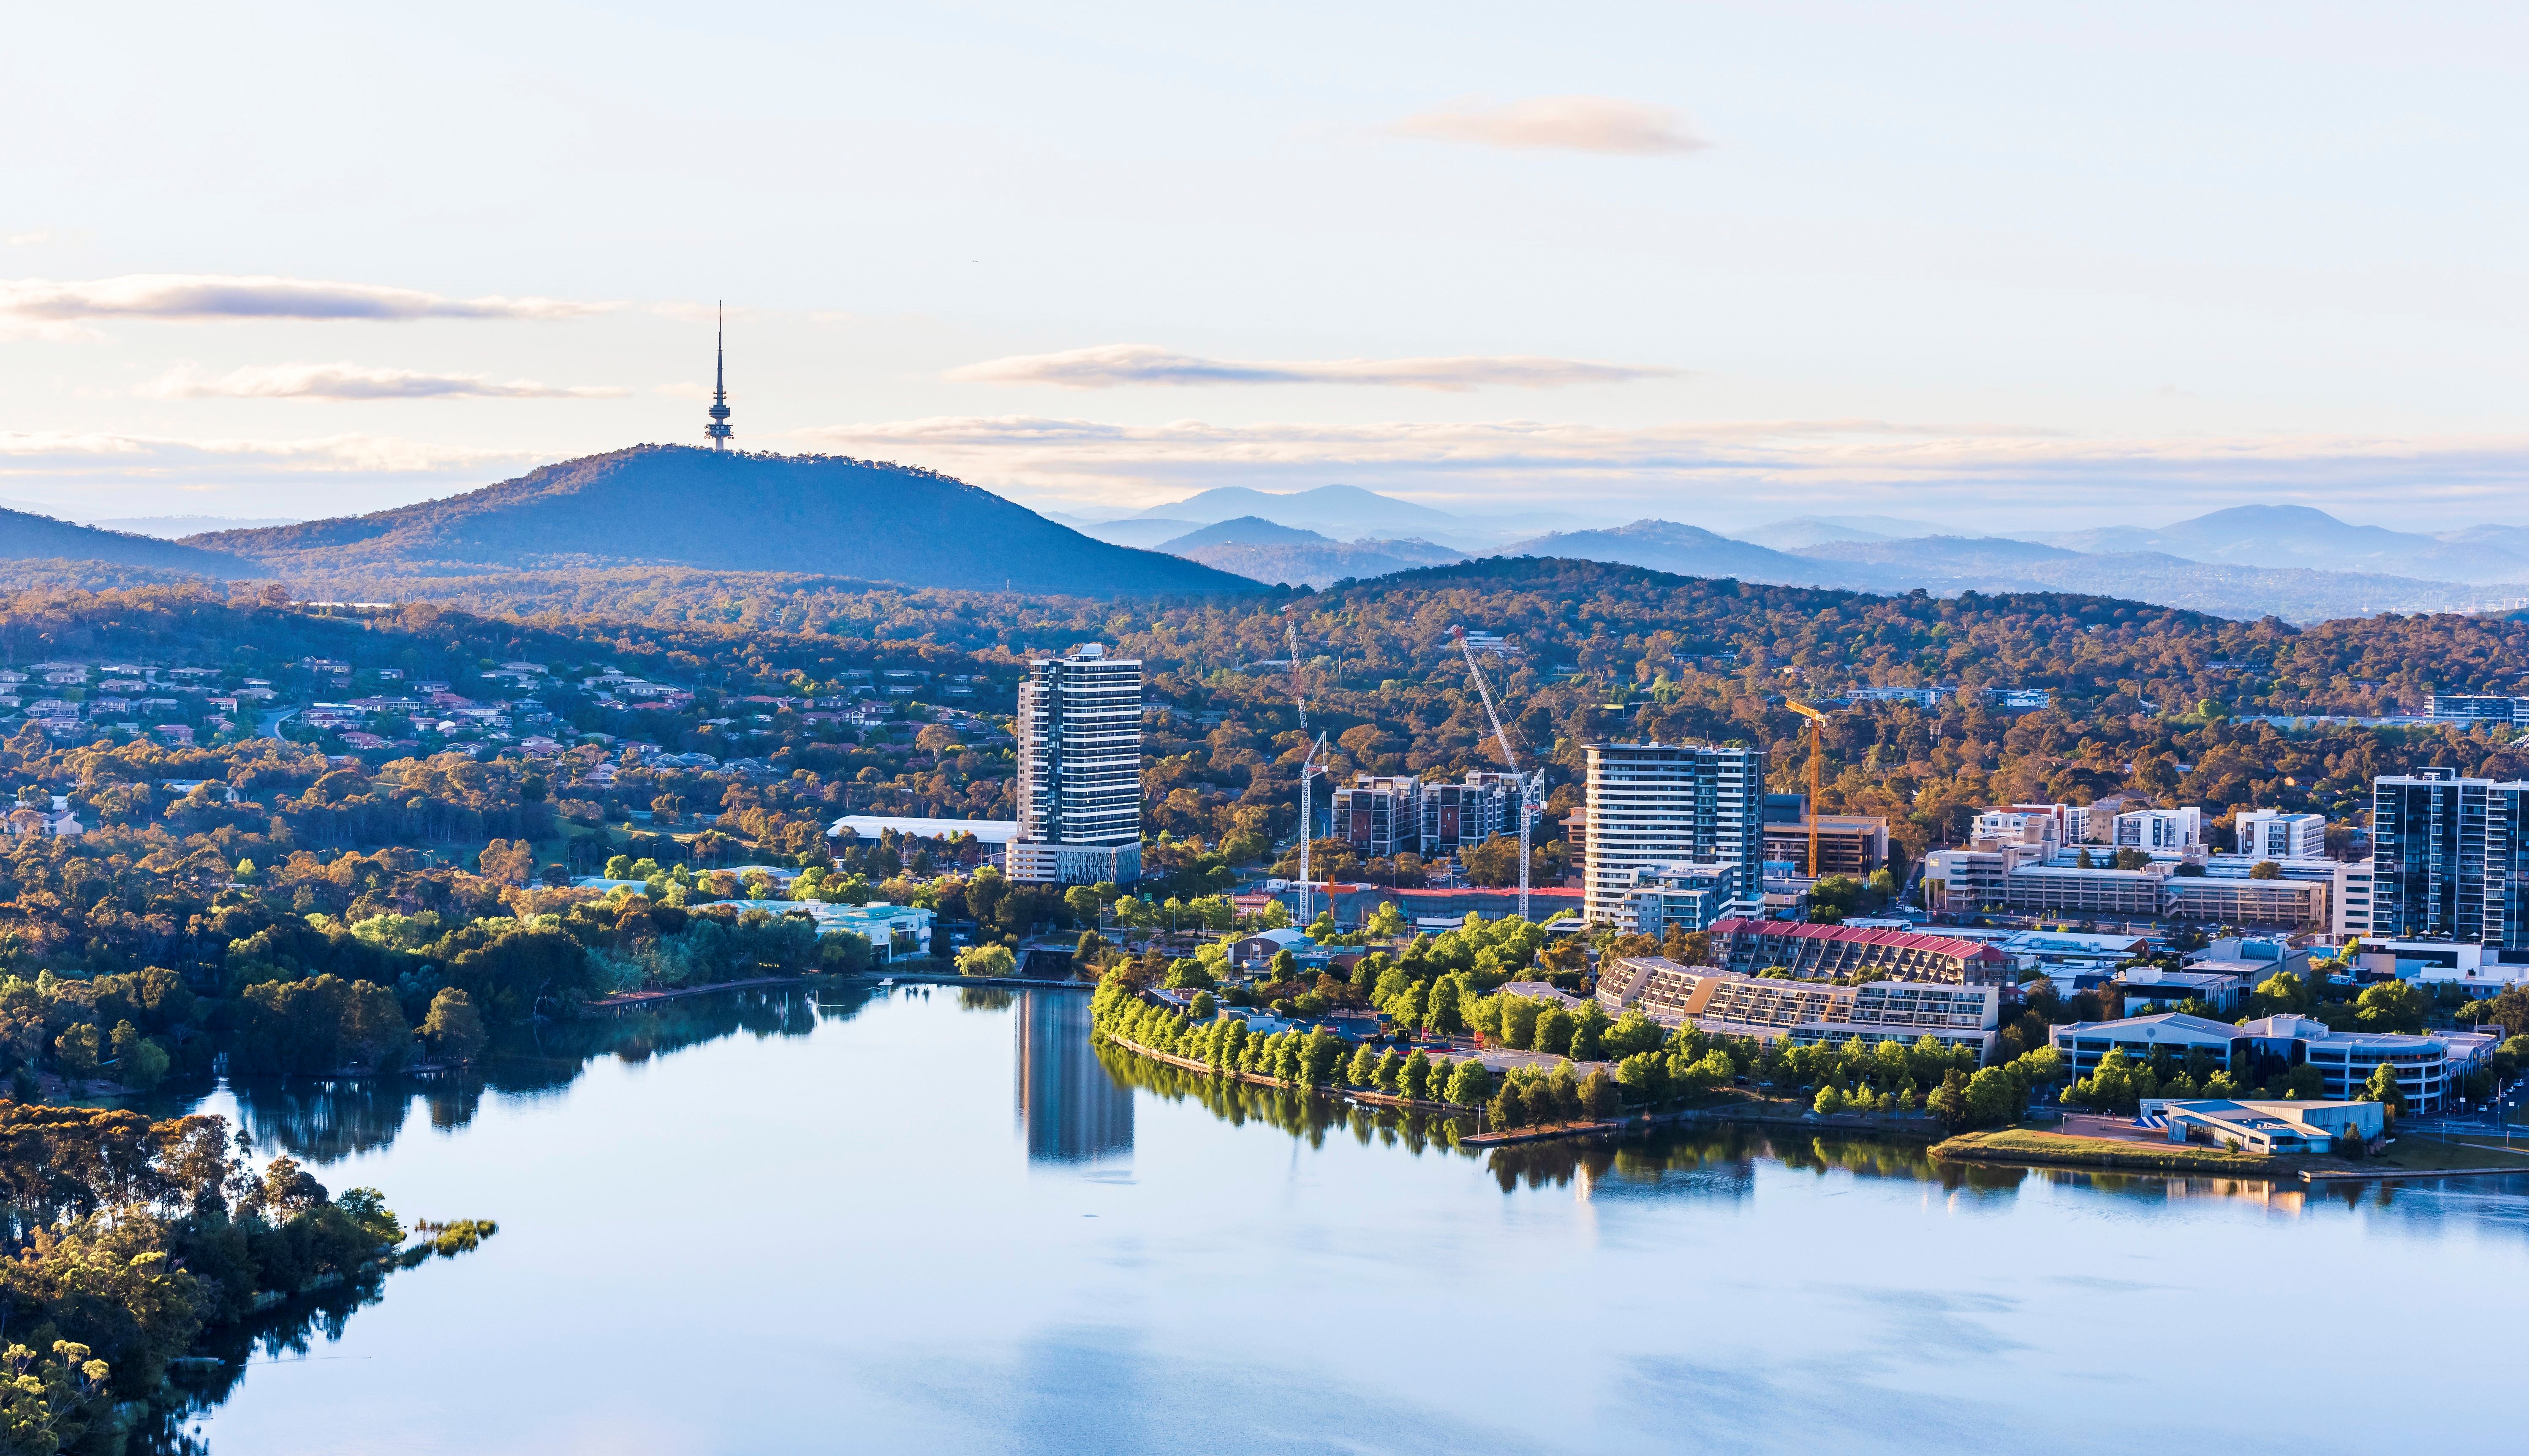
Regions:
[[179, 983, 2529, 1456]]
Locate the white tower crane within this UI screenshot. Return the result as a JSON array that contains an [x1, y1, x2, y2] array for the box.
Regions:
[[1455, 626, 1543, 921], [1295, 730, 1329, 928], [1286, 614, 1324, 927]]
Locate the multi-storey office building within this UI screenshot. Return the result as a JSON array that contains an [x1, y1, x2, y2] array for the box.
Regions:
[[2427, 694, 2529, 726], [1581, 742, 1765, 926], [1010, 644, 1142, 886], [2114, 807, 2203, 853], [2236, 809, 2327, 861], [2049, 1012, 2491, 1115]]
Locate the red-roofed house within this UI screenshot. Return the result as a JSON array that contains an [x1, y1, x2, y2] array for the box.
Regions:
[[1709, 917, 2010, 986]]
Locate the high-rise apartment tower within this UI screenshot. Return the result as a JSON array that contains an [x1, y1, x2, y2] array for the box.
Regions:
[[1011, 644, 1142, 886], [1582, 742, 1766, 927]]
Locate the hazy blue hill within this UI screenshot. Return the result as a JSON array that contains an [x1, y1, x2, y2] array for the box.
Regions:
[[1159, 516, 1334, 549], [2039, 504, 2529, 583], [1792, 535, 2087, 570], [0, 507, 257, 578], [1732, 514, 1959, 549], [1132, 483, 1466, 538], [1798, 535, 2529, 621], [191, 446, 1257, 595], [1499, 519, 1880, 590], [1164, 534, 1466, 588]]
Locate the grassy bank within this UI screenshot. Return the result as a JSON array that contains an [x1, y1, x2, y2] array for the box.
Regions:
[[1933, 1128, 2288, 1176]]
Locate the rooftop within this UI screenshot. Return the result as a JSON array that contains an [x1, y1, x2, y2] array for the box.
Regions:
[[827, 814, 1021, 844], [1710, 916, 2005, 961]]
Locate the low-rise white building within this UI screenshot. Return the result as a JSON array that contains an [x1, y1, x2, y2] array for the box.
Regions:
[[2141, 1097, 2384, 1154], [2051, 1011, 2491, 1114]]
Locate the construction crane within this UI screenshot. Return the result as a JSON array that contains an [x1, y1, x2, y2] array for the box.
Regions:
[[1455, 626, 1544, 921], [1286, 618, 1308, 733], [1295, 730, 1329, 928], [1785, 699, 1829, 878]]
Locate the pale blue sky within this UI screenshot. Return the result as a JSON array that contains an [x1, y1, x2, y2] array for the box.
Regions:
[[3, 2, 2524, 529]]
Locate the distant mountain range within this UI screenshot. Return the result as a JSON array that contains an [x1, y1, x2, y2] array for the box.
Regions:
[[184, 447, 1255, 595], [0, 449, 2521, 620], [1077, 484, 1610, 552], [2033, 504, 2529, 583], [1099, 491, 2529, 621], [1153, 516, 1466, 586]]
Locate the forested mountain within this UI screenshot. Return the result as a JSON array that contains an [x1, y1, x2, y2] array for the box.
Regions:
[[0, 506, 256, 578], [188, 446, 1255, 596]]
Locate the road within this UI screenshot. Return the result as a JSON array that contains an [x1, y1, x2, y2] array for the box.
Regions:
[[257, 706, 295, 740]]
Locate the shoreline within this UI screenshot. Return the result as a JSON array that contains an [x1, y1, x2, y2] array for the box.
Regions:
[[1098, 1029, 1471, 1116]]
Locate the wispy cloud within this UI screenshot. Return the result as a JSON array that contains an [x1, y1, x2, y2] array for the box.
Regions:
[[789, 414, 2529, 529], [1390, 96, 1707, 156], [946, 344, 1676, 391], [0, 274, 607, 324], [2, 231, 52, 247], [0, 429, 546, 517], [142, 362, 628, 401], [0, 429, 538, 474]]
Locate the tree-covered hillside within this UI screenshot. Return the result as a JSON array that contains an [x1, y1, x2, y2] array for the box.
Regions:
[[189, 446, 1256, 596]]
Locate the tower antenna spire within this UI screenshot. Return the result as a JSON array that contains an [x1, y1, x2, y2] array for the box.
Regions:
[[705, 300, 733, 450]]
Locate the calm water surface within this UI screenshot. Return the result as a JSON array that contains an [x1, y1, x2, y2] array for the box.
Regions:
[[178, 985, 2524, 1455]]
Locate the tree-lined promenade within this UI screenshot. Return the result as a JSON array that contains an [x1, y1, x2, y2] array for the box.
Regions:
[[1088, 968, 2071, 1139]]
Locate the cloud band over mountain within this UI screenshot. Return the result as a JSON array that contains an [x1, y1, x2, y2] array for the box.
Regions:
[[144, 363, 629, 400], [946, 344, 1676, 391], [0, 274, 606, 323]]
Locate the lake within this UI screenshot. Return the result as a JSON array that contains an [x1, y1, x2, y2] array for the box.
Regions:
[[177, 983, 2524, 1455]]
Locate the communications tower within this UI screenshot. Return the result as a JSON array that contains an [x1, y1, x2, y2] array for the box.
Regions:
[[705, 303, 733, 450]]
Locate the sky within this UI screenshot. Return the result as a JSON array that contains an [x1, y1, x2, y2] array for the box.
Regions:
[[4, 2, 2526, 533]]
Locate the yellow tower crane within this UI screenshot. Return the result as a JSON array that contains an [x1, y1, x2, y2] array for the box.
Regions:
[[1785, 700, 1830, 878]]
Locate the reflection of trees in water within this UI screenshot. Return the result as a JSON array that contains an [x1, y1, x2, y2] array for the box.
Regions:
[[227, 1078, 419, 1164], [138, 1274, 392, 1456], [958, 987, 1017, 1012], [215, 984, 878, 1160], [487, 985, 857, 1095], [1091, 1044, 2045, 1199], [1094, 1043, 1468, 1156]]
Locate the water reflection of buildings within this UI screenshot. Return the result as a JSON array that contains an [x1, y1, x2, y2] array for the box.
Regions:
[[1015, 991, 1132, 1164]]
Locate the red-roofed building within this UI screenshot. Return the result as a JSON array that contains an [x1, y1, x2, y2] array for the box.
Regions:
[[1709, 917, 2009, 986]]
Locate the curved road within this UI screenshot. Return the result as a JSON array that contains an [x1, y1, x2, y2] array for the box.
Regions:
[[257, 706, 296, 740]]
